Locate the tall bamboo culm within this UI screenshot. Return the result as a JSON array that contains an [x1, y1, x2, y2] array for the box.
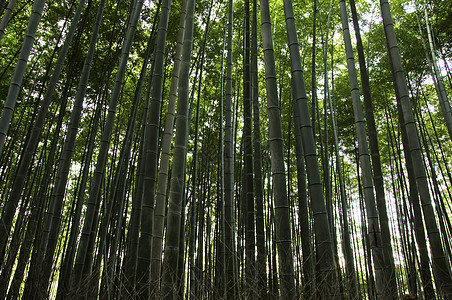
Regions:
[[259, 0, 296, 297], [380, 0, 452, 297], [70, 0, 145, 292], [0, 0, 46, 155], [282, 0, 339, 296], [160, 0, 195, 296], [339, 0, 394, 297]]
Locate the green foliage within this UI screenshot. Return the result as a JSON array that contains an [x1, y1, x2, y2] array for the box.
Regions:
[[1, 0, 452, 298], [431, 0, 452, 57]]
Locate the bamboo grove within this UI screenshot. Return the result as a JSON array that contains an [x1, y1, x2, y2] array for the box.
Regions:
[[0, 0, 451, 298]]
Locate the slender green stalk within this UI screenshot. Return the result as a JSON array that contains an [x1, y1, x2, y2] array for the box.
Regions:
[[339, 1, 393, 297], [23, 72, 75, 299], [123, 95, 148, 297], [99, 26, 151, 296], [251, 0, 266, 295], [150, 0, 187, 293], [259, 1, 296, 298], [348, 0, 398, 294], [380, 0, 452, 296], [160, 0, 195, 295], [282, 0, 339, 296], [224, 0, 236, 296], [0, 0, 45, 155], [122, 7, 159, 294], [423, 8, 452, 141], [0, 0, 17, 44], [135, 0, 172, 296], [71, 0, 144, 290], [0, 0, 85, 254], [56, 107, 103, 300], [325, 8, 357, 298], [311, 0, 317, 136], [293, 106, 315, 298], [242, 1, 256, 297]]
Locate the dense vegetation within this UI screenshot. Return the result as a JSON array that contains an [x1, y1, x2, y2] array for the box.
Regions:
[[0, 0, 451, 298]]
